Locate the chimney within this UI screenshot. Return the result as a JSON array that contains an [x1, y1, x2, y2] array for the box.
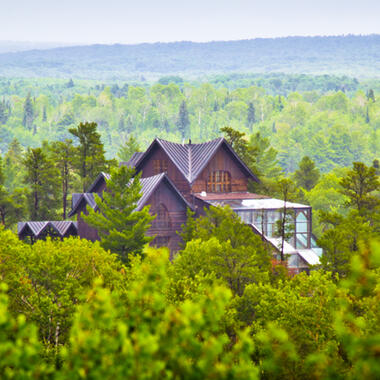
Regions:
[[188, 138, 192, 145]]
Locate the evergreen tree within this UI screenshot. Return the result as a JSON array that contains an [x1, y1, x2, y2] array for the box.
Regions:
[[83, 165, 154, 264], [366, 106, 370, 123], [22, 93, 34, 130], [293, 156, 320, 191], [177, 100, 190, 138], [0, 100, 8, 124], [23, 148, 60, 220], [50, 139, 76, 219], [367, 88, 375, 102], [42, 105, 47, 122], [69, 122, 110, 192], [246, 102, 256, 130], [339, 162, 380, 215], [117, 135, 140, 162]]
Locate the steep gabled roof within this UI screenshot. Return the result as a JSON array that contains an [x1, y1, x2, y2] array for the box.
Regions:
[[137, 173, 193, 211], [135, 138, 259, 184], [86, 172, 111, 193], [125, 152, 144, 168], [18, 221, 78, 238], [68, 193, 98, 217], [69, 173, 193, 217]]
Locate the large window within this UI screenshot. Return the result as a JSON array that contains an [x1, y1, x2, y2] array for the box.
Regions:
[[152, 203, 171, 229], [153, 159, 168, 174], [207, 170, 231, 192]]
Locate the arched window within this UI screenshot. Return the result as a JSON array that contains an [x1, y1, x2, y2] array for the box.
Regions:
[[207, 170, 231, 192], [153, 203, 171, 228]]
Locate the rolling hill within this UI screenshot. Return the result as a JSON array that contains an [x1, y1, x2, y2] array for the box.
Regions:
[[0, 35, 379, 79]]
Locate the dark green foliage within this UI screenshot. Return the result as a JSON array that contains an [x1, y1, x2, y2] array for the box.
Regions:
[[247, 102, 256, 129], [22, 147, 60, 220], [49, 140, 76, 219], [69, 122, 109, 192], [22, 92, 34, 130], [83, 166, 155, 264], [177, 100, 190, 138], [293, 156, 320, 191], [339, 162, 380, 214]]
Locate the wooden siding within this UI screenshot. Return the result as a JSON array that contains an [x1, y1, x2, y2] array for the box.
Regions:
[[76, 205, 100, 241], [139, 145, 192, 199], [146, 180, 188, 255], [191, 144, 248, 193]]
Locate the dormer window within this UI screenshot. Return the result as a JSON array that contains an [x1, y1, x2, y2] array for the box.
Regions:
[[207, 170, 231, 192], [153, 159, 168, 174]]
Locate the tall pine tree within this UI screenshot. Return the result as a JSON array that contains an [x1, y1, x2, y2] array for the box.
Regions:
[[83, 165, 154, 264], [177, 101, 190, 139]]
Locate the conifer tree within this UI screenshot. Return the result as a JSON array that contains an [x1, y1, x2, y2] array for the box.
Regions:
[[177, 100, 190, 138], [293, 156, 320, 191], [22, 93, 34, 130], [50, 139, 76, 219], [117, 135, 140, 162], [83, 165, 155, 264], [69, 122, 110, 192], [23, 148, 60, 220], [247, 102, 256, 130]]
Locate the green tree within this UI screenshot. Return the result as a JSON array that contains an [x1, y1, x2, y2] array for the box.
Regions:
[[293, 156, 320, 191], [339, 162, 380, 215], [23, 148, 60, 220], [247, 102, 256, 130], [117, 135, 140, 162], [50, 140, 76, 219], [177, 205, 271, 296], [22, 92, 34, 131], [83, 165, 154, 264], [0, 230, 123, 355], [69, 122, 109, 192], [177, 100, 190, 138], [59, 249, 257, 380]]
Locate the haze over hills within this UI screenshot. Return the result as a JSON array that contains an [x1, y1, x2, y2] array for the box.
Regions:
[[0, 35, 379, 80], [0, 41, 75, 54]]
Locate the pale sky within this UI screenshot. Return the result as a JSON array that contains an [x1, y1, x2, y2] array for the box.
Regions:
[[1, 0, 380, 44]]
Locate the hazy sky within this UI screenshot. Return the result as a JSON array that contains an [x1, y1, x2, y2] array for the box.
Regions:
[[2, 0, 380, 44]]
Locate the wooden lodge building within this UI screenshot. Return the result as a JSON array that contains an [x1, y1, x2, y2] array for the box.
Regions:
[[18, 137, 321, 272]]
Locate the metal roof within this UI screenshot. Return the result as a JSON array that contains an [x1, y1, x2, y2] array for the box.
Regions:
[[135, 138, 259, 184], [202, 197, 310, 210], [86, 172, 111, 193], [195, 192, 269, 201], [18, 221, 78, 238], [68, 193, 98, 217], [69, 173, 193, 216], [125, 152, 144, 168], [298, 249, 320, 266]]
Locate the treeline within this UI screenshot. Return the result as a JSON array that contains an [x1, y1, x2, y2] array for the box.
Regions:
[[0, 204, 379, 378], [0, 79, 379, 173], [0, 35, 380, 78]]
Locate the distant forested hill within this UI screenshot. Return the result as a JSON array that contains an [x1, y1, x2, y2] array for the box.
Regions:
[[0, 35, 380, 79]]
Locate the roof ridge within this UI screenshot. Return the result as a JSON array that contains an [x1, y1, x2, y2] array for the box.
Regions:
[[188, 143, 192, 182]]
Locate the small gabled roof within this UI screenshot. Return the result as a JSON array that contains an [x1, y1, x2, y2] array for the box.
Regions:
[[125, 152, 144, 168], [137, 173, 193, 211], [86, 172, 111, 193], [135, 138, 259, 184], [18, 221, 78, 238], [69, 173, 193, 217], [68, 193, 98, 217]]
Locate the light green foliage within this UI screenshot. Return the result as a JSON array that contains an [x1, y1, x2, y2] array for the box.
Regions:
[[178, 206, 271, 295], [0, 229, 123, 352], [83, 165, 155, 264], [59, 248, 258, 380], [117, 135, 140, 162], [0, 283, 48, 379]]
